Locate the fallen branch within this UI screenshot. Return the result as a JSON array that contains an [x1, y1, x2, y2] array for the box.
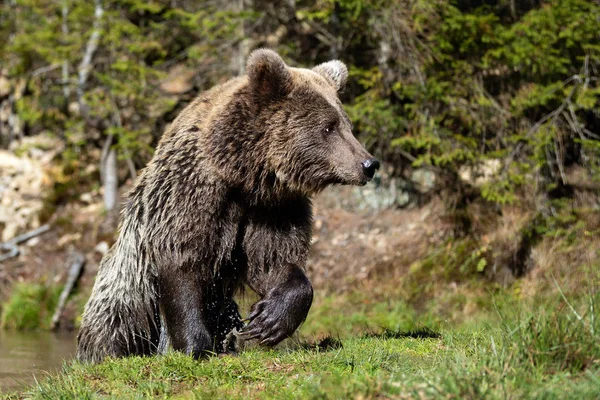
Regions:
[[0, 224, 51, 262], [51, 252, 86, 331]]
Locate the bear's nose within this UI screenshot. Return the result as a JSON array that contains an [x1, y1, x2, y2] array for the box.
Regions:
[[361, 158, 380, 180]]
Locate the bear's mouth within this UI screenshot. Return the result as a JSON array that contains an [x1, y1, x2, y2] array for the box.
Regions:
[[325, 175, 369, 187]]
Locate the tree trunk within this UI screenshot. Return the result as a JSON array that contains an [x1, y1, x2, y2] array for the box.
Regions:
[[101, 143, 118, 212], [62, 1, 70, 99], [231, 0, 249, 76]]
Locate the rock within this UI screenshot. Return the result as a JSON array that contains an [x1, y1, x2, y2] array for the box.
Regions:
[[0, 149, 54, 241], [9, 133, 62, 162], [1, 224, 18, 243], [459, 159, 501, 187], [80, 192, 94, 204], [94, 241, 110, 255], [26, 236, 40, 247], [411, 169, 436, 193]]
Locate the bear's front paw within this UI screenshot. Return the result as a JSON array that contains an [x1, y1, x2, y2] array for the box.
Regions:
[[239, 298, 291, 346]]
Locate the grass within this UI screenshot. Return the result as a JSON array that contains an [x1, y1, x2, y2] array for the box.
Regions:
[[0, 282, 61, 330], [4, 280, 599, 400]]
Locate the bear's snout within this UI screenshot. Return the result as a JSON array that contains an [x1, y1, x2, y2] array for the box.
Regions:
[[361, 158, 380, 180]]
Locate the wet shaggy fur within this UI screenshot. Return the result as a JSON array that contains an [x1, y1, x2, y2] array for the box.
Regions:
[[77, 49, 377, 363]]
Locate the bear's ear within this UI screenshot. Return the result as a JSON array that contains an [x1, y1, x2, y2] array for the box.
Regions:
[[246, 49, 292, 100], [312, 60, 348, 92]]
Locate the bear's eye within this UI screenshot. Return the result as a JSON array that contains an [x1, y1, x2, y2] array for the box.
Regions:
[[323, 124, 337, 135]]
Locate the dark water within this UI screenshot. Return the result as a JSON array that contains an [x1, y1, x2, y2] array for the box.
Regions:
[[0, 330, 76, 393]]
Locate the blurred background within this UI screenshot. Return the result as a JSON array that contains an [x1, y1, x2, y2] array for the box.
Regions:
[[0, 0, 599, 393]]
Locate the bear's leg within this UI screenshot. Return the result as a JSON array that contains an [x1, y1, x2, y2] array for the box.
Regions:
[[241, 267, 313, 346], [158, 268, 213, 358], [205, 281, 244, 352]]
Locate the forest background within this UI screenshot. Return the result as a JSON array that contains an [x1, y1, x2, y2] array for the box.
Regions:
[[0, 0, 599, 397]]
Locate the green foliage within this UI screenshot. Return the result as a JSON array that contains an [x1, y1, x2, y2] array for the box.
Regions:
[[579, 138, 600, 181], [2, 0, 597, 211], [0, 282, 61, 330], [1, 0, 243, 169], [336, 0, 600, 206]]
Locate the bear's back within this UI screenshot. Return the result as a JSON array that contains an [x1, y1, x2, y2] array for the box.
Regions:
[[159, 76, 249, 145]]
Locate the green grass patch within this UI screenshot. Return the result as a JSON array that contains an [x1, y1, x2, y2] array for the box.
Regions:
[[6, 283, 600, 399], [0, 282, 61, 330]]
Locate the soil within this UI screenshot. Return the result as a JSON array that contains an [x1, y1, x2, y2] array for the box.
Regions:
[[308, 187, 450, 290]]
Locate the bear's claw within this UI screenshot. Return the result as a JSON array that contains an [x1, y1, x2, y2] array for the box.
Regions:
[[239, 297, 291, 346]]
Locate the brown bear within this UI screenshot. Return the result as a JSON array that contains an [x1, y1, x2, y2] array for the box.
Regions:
[[77, 49, 380, 363]]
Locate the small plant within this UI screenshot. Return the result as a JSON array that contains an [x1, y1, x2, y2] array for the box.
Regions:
[[493, 280, 600, 376]]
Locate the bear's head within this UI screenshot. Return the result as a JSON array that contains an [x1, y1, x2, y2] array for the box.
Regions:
[[246, 49, 380, 195]]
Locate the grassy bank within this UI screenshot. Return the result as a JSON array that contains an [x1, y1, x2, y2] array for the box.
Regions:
[[5, 278, 599, 400], [3, 208, 598, 398]]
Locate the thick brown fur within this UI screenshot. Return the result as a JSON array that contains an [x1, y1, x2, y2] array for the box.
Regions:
[[77, 49, 378, 363]]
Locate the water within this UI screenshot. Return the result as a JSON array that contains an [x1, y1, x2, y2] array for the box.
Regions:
[[0, 330, 76, 393]]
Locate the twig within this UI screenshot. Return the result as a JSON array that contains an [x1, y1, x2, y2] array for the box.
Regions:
[[51, 252, 86, 330], [31, 64, 62, 77], [0, 225, 51, 262]]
